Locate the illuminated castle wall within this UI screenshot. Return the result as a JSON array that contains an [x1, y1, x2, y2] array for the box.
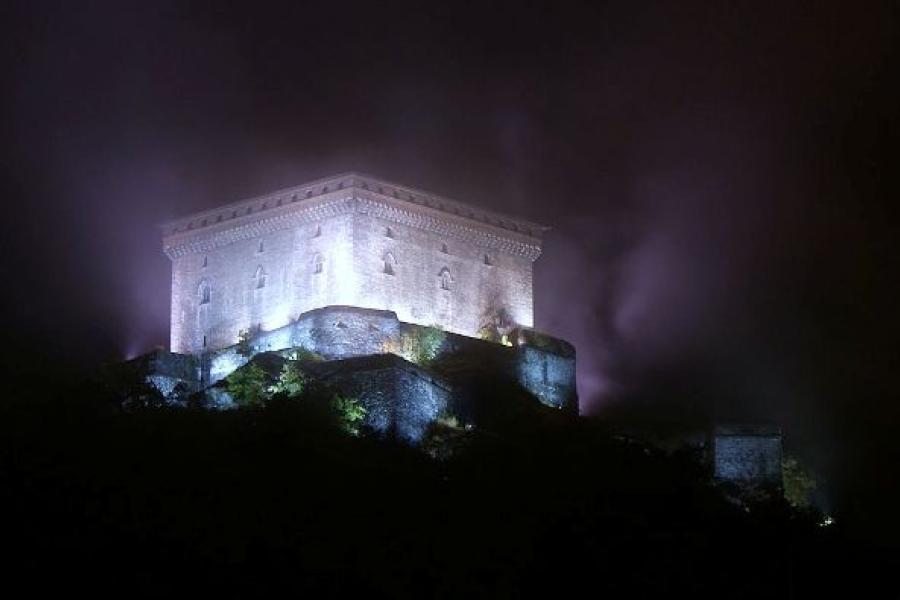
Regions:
[[162, 173, 546, 355]]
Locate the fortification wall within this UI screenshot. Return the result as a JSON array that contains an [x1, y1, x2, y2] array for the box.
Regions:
[[306, 354, 451, 443], [198, 306, 576, 412], [516, 346, 577, 410], [713, 426, 783, 485]]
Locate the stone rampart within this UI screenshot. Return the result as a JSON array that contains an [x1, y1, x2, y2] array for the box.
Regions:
[[190, 305, 577, 412], [305, 354, 451, 443], [712, 425, 783, 486]]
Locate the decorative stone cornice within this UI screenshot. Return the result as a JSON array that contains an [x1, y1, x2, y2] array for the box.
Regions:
[[161, 173, 547, 261], [162, 196, 355, 259], [354, 192, 543, 260]]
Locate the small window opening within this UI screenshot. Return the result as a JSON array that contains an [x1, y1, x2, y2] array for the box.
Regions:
[[483, 254, 492, 266], [198, 282, 211, 305], [439, 267, 452, 291], [203, 335, 207, 348], [202, 256, 208, 268], [441, 243, 448, 254], [255, 266, 267, 289], [313, 254, 324, 274], [385, 227, 394, 238], [258, 240, 265, 253], [313, 224, 321, 238], [383, 252, 396, 276]]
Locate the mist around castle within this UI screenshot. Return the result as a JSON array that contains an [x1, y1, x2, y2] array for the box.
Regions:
[[4, 1, 898, 595], [2, 174, 857, 597]]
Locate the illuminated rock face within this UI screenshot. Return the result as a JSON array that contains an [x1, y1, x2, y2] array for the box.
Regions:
[[162, 173, 545, 354]]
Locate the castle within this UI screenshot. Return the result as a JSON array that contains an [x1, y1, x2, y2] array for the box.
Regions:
[[122, 173, 578, 441], [161, 173, 544, 354], [112, 172, 781, 483]]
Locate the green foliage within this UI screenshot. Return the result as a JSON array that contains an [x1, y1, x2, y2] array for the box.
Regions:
[[236, 326, 260, 358], [782, 455, 817, 509], [436, 412, 461, 429], [478, 305, 514, 344], [270, 361, 307, 398], [225, 362, 270, 407], [225, 356, 365, 437], [385, 325, 446, 366], [413, 325, 445, 365], [421, 411, 472, 460], [477, 326, 499, 342], [330, 394, 367, 436]]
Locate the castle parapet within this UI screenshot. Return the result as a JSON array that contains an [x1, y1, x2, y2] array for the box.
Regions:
[[196, 305, 577, 413]]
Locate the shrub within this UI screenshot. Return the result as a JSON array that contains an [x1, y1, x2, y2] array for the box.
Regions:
[[225, 362, 270, 407], [782, 455, 817, 509], [420, 411, 472, 460], [271, 361, 308, 398], [478, 305, 514, 344], [236, 326, 261, 358], [383, 325, 446, 366], [330, 394, 367, 436]]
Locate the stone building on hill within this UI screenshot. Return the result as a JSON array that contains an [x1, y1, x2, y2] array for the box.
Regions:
[[138, 174, 578, 437], [161, 173, 546, 355]]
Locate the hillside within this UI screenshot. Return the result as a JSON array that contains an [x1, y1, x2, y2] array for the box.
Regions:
[[0, 373, 880, 598]]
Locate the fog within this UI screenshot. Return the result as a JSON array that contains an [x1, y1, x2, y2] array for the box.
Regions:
[[3, 0, 897, 540]]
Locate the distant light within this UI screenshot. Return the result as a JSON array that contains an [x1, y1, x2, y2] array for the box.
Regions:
[[819, 516, 835, 528]]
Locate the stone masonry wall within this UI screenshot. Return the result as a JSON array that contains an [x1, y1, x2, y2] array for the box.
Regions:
[[164, 175, 542, 355], [713, 426, 783, 485], [198, 306, 576, 412], [305, 354, 451, 443], [351, 211, 533, 337], [171, 213, 356, 354]]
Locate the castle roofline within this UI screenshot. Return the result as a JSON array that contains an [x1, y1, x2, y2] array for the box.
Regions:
[[160, 172, 549, 241]]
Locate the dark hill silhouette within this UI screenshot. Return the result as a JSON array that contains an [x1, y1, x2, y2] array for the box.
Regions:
[[0, 373, 894, 597]]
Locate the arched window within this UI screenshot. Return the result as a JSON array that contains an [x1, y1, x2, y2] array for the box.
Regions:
[[254, 266, 267, 289], [483, 254, 492, 266], [438, 267, 453, 291], [198, 281, 211, 305], [313, 224, 321, 238], [202, 255, 208, 268], [383, 252, 396, 276], [385, 227, 394, 239], [313, 253, 324, 274], [441, 243, 448, 254], [257, 239, 265, 253]]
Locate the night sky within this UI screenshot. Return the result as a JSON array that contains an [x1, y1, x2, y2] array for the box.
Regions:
[[2, 1, 898, 541]]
